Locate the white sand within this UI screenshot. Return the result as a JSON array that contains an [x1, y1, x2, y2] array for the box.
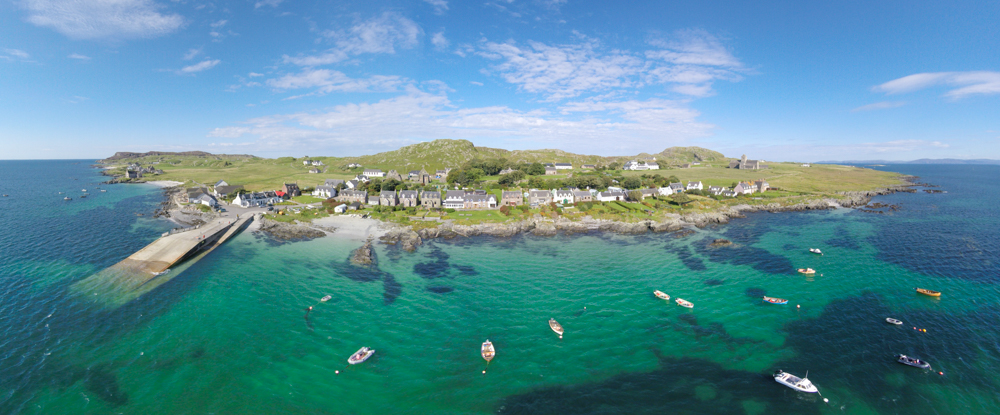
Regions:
[[313, 215, 389, 242], [146, 180, 184, 188]]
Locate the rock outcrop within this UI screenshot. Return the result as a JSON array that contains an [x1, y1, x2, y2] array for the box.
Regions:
[[256, 217, 326, 240], [709, 239, 733, 247], [351, 237, 376, 266]]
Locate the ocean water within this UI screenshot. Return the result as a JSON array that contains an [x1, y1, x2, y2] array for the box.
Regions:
[[1, 161, 999, 414]]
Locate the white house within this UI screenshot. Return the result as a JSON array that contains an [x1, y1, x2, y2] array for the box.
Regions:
[[334, 204, 348, 213], [362, 169, 385, 178], [347, 163, 362, 168], [595, 189, 625, 202], [552, 189, 574, 204], [733, 182, 755, 195], [214, 180, 229, 187], [312, 185, 337, 199], [232, 191, 282, 208], [192, 193, 218, 207], [443, 190, 466, 209], [554, 163, 573, 170], [623, 160, 659, 171], [669, 183, 685, 193], [657, 187, 674, 196], [708, 186, 725, 195], [686, 181, 703, 191]]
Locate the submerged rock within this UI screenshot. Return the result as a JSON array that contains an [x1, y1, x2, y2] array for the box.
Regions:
[[709, 239, 733, 247]]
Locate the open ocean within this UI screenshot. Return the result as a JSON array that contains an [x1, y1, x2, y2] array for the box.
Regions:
[[1, 161, 999, 414]]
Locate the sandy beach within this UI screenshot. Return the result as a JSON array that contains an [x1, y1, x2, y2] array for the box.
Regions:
[[146, 180, 184, 188], [313, 215, 389, 242]]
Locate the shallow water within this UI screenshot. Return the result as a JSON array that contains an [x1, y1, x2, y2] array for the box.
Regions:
[[1, 162, 998, 414]]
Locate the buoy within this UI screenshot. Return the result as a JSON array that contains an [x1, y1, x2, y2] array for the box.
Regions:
[[823, 398, 829, 403], [482, 370, 486, 374], [335, 370, 340, 374], [796, 304, 800, 308], [938, 371, 944, 375]]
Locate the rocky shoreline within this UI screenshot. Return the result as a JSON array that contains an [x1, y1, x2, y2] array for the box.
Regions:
[[380, 183, 919, 252]]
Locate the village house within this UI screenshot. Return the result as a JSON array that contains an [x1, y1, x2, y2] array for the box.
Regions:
[[544, 166, 558, 175], [708, 186, 725, 196], [334, 204, 348, 214], [686, 181, 703, 191], [398, 190, 418, 207], [552, 189, 574, 204], [801, 163, 811, 167], [722, 190, 737, 197], [380, 190, 399, 206], [385, 170, 404, 181], [755, 180, 770, 192], [345, 180, 360, 190], [443, 190, 466, 209], [420, 190, 441, 208], [729, 154, 767, 170], [733, 182, 755, 195], [363, 168, 386, 178], [529, 190, 553, 206], [186, 188, 218, 207], [463, 193, 497, 209], [639, 188, 659, 200], [213, 185, 243, 198], [312, 185, 336, 199], [312, 160, 324, 166], [347, 163, 362, 168], [281, 183, 301, 197], [581, 164, 596, 169], [501, 191, 523, 206], [308, 168, 320, 174], [302, 160, 313, 165], [125, 170, 142, 179], [657, 186, 674, 196], [554, 163, 572, 170], [325, 179, 345, 188], [669, 183, 685, 193], [499, 167, 517, 175], [354, 174, 370, 183], [233, 191, 282, 208], [595, 189, 625, 202], [215, 180, 229, 187], [573, 190, 593, 202], [623, 160, 660, 171], [338, 190, 368, 204]]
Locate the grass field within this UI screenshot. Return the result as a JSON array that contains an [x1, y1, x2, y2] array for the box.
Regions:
[[617, 162, 901, 193]]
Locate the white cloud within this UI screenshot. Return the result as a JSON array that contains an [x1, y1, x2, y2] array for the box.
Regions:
[[266, 69, 409, 95], [64, 95, 89, 104], [255, 0, 282, 8], [470, 81, 484, 86], [179, 59, 220, 74], [21, 0, 184, 40], [68, 53, 91, 60], [208, 91, 713, 155], [873, 71, 1000, 99], [479, 38, 643, 101], [423, 0, 448, 14], [478, 29, 745, 101], [4, 48, 31, 59], [210, 19, 227, 28], [183, 48, 201, 60], [431, 32, 449, 50], [283, 13, 421, 66], [249, 72, 264, 77], [851, 101, 906, 112]]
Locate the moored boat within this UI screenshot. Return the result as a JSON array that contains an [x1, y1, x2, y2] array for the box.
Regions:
[[482, 340, 495, 362], [797, 268, 816, 275], [763, 296, 788, 305], [915, 288, 941, 297], [809, 248, 822, 255], [320, 295, 332, 302], [653, 290, 670, 300], [348, 347, 375, 364], [896, 354, 931, 370], [675, 298, 693, 308], [773, 370, 818, 393], [886, 318, 903, 325], [549, 318, 564, 338], [63, 197, 71, 200]]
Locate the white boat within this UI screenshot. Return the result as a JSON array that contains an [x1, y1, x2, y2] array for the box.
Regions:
[[320, 295, 332, 302], [896, 354, 931, 370], [549, 318, 564, 338], [63, 197, 71, 200], [482, 340, 495, 362], [773, 370, 818, 393], [348, 347, 375, 364], [675, 298, 693, 308], [809, 248, 823, 255], [886, 318, 903, 325], [653, 290, 670, 300], [100, 189, 107, 192]]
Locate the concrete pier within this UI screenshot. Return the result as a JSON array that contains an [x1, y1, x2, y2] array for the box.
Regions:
[[72, 214, 255, 308]]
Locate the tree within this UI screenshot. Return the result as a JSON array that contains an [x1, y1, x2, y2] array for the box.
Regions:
[[498, 170, 525, 186], [608, 161, 622, 170], [622, 177, 642, 189], [367, 178, 382, 193], [381, 179, 402, 191], [628, 190, 644, 202], [668, 175, 681, 184], [526, 162, 546, 176], [670, 193, 693, 205]]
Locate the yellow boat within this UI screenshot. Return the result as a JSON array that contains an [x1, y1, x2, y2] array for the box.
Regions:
[[915, 288, 941, 297], [797, 268, 816, 275]]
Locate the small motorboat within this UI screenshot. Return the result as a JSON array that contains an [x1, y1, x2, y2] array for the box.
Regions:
[[63, 197, 71, 200], [320, 295, 332, 302], [482, 340, 495, 363], [809, 248, 822, 255], [676, 298, 694, 308], [915, 288, 941, 297], [773, 370, 818, 393], [653, 290, 670, 300], [797, 268, 816, 275], [896, 354, 931, 370], [886, 318, 903, 325], [80, 194, 87, 198], [763, 296, 788, 305], [348, 347, 375, 365], [81, 189, 87, 192], [101, 189, 107, 192], [549, 318, 564, 338]]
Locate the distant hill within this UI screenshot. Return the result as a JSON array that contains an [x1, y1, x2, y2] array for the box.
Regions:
[[100, 151, 256, 162], [816, 159, 1000, 165], [335, 139, 728, 171]]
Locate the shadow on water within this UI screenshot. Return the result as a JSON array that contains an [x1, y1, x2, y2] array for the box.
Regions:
[[825, 225, 861, 250], [498, 355, 823, 415], [694, 235, 793, 275], [427, 286, 454, 294], [663, 244, 706, 271], [330, 244, 402, 305]]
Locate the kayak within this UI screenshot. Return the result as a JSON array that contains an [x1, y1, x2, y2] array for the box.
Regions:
[[915, 288, 941, 297], [763, 296, 788, 305]]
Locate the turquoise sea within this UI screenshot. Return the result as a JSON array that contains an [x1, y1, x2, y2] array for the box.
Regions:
[[1, 161, 999, 414]]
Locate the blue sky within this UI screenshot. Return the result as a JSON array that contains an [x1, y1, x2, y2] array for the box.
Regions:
[[1, 0, 997, 161]]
